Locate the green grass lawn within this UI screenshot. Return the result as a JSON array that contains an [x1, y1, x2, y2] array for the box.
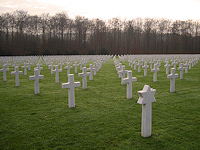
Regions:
[[0, 57, 200, 149]]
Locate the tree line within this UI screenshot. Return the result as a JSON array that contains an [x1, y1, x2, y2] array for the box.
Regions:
[[0, 10, 200, 56]]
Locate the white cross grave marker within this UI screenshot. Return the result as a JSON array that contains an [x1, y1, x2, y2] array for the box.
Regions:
[[0, 65, 9, 81], [29, 69, 44, 94], [164, 61, 171, 75], [151, 64, 160, 82], [21, 63, 28, 75], [78, 67, 90, 89], [93, 63, 98, 75], [48, 62, 54, 74], [58, 61, 64, 70], [73, 61, 79, 73], [52, 65, 62, 83], [178, 63, 185, 79], [149, 60, 153, 69], [64, 63, 72, 75], [62, 74, 80, 108], [35, 64, 43, 75], [167, 68, 178, 92], [87, 64, 94, 80], [137, 61, 142, 72], [133, 61, 137, 70], [184, 61, 188, 73], [142, 61, 149, 76], [118, 65, 127, 85], [11, 66, 23, 86], [27, 62, 32, 70], [123, 71, 137, 99], [137, 85, 156, 138]]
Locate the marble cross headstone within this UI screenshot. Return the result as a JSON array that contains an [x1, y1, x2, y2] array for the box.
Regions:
[[142, 62, 149, 76], [78, 67, 90, 89], [178, 63, 185, 79], [151, 64, 160, 82], [52, 65, 62, 83], [64, 63, 72, 75], [93, 63, 98, 75], [122, 71, 137, 99], [73, 61, 79, 73], [133, 61, 137, 70], [149, 60, 153, 70], [137, 85, 156, 138], [58, 61, 64, 70], [164, 61, 171, 75], [137, 61, 142, 72], [29, 69, 44, 94], [11, 66, 23, 86], [62, 74, 80, 108], [87, 64, 94, 80], [48, 62, 54, 74], [27, 62, 32, 70], [21, 63, 28, 76], [184, 61, 188, 73], [118, 65, 127, 85], [0, 65, 9, 81], [35, 64, 43, 75], [167, 68, 178, 92]]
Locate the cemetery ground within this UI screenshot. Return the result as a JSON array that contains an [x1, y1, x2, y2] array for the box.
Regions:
[[0, 58, 200, 149]]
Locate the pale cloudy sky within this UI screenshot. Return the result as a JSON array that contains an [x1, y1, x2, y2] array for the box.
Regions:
[[0, 0, 200, 20]]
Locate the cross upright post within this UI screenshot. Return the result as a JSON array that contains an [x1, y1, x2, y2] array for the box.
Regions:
[[123, 71, 137, 99], [62, 74, 80, 108]]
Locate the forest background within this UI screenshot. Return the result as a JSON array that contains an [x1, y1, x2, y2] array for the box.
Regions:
[[0, 10, 200, 55]]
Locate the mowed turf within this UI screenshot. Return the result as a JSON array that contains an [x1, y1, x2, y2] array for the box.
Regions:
[[0, 57, 200, 149]]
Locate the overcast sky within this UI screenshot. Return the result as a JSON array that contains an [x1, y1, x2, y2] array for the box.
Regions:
[[0, 0, 200, 20]]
